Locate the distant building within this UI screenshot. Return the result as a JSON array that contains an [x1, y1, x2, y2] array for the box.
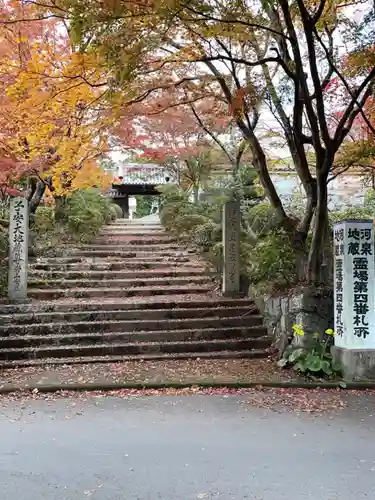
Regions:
[[114, 163, 176, 186]]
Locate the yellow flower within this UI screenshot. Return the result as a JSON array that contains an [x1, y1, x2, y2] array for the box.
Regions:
[[325, 328, 334, 335], [292, 324, 305, 336]]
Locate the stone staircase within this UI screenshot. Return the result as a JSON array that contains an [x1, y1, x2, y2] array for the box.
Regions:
[[0, 219, 272, 367]]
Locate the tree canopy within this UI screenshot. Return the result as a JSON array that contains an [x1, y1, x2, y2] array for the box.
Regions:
[[1, 0, 374, 281], [0, 0, 112, 211]]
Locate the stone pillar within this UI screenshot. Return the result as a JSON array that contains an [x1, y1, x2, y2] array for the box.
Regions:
[[129, 196, 137, 220], [8, 197, 29, 301], [331, 219, 375, 380], [222, 199, 240, 296]]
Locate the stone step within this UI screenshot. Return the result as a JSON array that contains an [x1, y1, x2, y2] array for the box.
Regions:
[[73, 244, 181, 251], [27, 284, 214, 300], [96, 230, 167, 235], [30, 256, 195, 265], [72, 248, 187, 260], [103, 224, 163, 229], [0, 297, 254, 314], [92, 232, 170, 238], [97, 233, 167, 239], [0, 350, 268, 368], [0, 338, 271, 362], [30, 261, 206, 271], [100, 226, 164, 231], [0, 327, 268, 348], [28, 269, 208, 280], [0, 315, 263, 335], [71, 250, 190, 258], [78, 241, 178, 250], [103, 222, 162, 226], [1, 305, 255, 325], [93, 237, 174, 245], [28, 276, 212, 289], [89, 240, 181, 250]]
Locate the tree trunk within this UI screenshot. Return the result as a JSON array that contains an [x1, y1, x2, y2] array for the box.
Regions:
[[28, 181, 46, 216], [307, 171, 329, 284], [299, 178, 317, 239], [26, 179, 46, 257], [193, 186, 199, 205], [239, 130, 294, 231], [54, 196, 68, 222]]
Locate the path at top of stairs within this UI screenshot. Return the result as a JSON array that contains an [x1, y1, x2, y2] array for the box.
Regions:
[[0, 218, 271, 368]]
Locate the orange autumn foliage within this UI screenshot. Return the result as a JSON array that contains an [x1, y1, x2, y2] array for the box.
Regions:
[[0, 0, 112, 196]]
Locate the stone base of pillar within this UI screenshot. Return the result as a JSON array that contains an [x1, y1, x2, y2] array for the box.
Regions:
[[331, 346, 375, 380], [5, 298, 32, 305]]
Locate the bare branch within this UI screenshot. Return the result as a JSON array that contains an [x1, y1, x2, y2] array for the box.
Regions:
[[312, 0, 327, 24], [180, 4, 291, 40], [295, 0, 331, 147], [314, 28, 375, 137], [189, 102, 233, 165], [333, 69, 375, 147], [310, 27, 335, 98], [279, 0, 323, 160]]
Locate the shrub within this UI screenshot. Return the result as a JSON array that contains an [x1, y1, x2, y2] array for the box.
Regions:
[[112, 203, 123, 219], [364, 189, 375, 211], [134, 195, 156, 218], [158, 185, 191, 232], [329, 205, 375, 226], [173, 213, 210, 240], [246, 203, 279, 236], [247, 230, 298, 288], [66, 189, 113, 243], [159, 184, 299, 291], [108, 203, 119, 221], [159, 182, 323, 295], [32, 190, 115, 252], [192, 220, 221, 249], [34, 206, 55, 229], [32, 206, 61, 255]]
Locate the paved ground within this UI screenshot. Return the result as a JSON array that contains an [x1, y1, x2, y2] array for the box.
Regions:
[[0, 394, 374, 499]]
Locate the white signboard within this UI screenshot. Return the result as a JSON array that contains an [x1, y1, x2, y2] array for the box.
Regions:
[[333, 220, 375, 349]]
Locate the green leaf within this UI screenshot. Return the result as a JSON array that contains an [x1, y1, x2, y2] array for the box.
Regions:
[[277, 358, 288, 368], [332, 360, 343, 374], [293, 360, 306, 372], [321, 360, 333, 376], [339, 381, 347, 388], [304, 354, 324, 372], [312, 345, 324, 356], [283, 345, 294, 357], [288, 348, 306, 363]]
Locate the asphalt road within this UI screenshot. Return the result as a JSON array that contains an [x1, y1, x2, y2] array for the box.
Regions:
[[0, 394, 374, 500]]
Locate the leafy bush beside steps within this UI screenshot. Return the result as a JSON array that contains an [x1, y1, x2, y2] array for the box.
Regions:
[[278, 325, 342, 378]]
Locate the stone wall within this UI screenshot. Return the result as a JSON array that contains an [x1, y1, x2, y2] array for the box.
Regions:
[[255, 287, 334, 356]]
